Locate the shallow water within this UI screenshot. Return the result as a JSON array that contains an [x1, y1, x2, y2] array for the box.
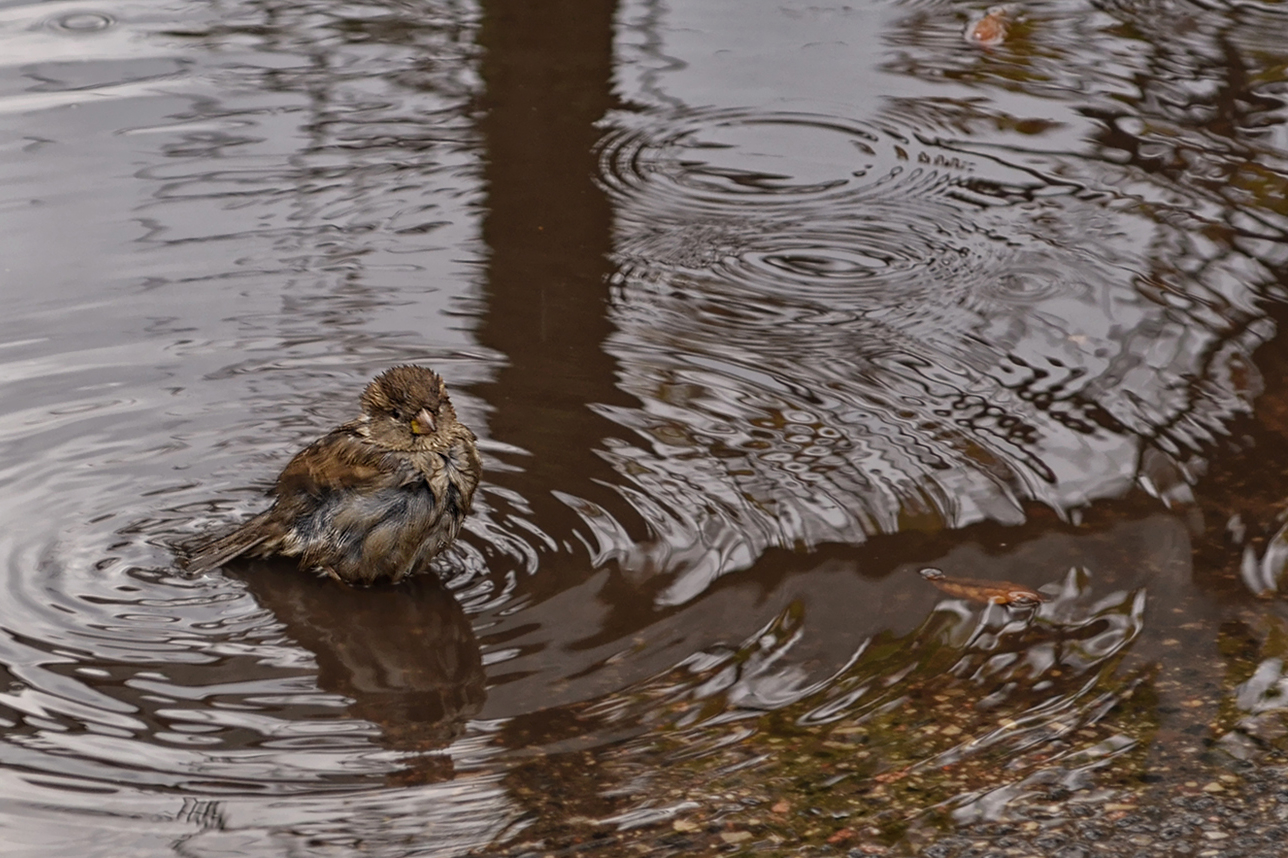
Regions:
[[3, 0, 1288, 854]]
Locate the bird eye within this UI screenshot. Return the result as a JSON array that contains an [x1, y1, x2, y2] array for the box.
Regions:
[[391, 408, 404, 421]]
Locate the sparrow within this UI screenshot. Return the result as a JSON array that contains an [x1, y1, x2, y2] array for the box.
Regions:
[[186, 366, 482, 585]]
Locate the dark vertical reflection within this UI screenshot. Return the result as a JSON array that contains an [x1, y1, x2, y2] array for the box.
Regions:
[[474, 0, 637, 577]]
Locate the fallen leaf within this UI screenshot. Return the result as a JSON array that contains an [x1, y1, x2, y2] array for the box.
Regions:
[[965, 4, 1015, 47], [919, 567, 1048, 605]]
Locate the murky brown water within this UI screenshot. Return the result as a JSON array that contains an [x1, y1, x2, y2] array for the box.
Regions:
[[3, 0, 1288, 854]]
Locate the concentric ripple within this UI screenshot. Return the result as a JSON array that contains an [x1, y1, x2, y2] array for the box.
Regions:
[[0, 316, 536, 818], [587, 103, 1274, 604], [597, 109, 974, 217], [46, 11, 115, 33], [601, 106, 1056, 314]]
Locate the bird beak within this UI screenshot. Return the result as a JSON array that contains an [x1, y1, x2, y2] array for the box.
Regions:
[[411, 407, 437, 435]]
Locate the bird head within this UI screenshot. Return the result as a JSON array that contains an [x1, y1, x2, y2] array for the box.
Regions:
[[359, 365, 460, 452]]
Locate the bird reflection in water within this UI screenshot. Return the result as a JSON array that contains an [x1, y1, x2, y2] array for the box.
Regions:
[[228, 559, 486, 785]]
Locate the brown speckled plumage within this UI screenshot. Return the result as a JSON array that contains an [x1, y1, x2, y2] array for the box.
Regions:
[[187, 366, 482, 585]]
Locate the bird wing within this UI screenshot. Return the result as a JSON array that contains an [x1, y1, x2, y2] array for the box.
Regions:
[[274, 428, 445, 580], [186, 429, 414, 575], [272, 426, 417, 500]]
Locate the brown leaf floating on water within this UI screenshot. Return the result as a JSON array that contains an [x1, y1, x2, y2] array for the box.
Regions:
[[965, 5, 1014, 47], [919, 567, 1048, 605]]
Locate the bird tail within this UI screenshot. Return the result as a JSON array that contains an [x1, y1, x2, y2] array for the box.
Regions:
[[183, 512, 275, 575]]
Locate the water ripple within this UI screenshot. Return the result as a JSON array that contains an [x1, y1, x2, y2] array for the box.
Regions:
[[597, 110, 900, 212], [46, 11, 114, 33], [588, 104, 1275, 604], [0, 318, 532, 806]]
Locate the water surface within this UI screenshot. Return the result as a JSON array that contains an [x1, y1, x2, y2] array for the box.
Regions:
[[2, 0, 1288, 854]]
